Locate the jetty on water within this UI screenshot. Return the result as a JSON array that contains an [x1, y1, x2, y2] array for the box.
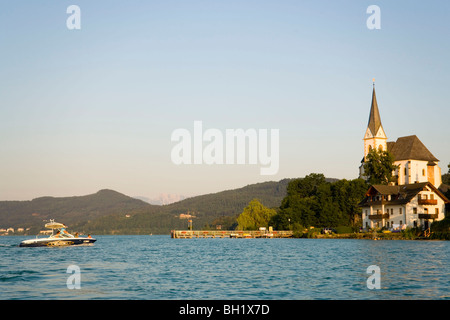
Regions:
[[171, 229, 293, 239]]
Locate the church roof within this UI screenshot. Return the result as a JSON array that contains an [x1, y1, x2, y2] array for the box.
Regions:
[[367, 86, 384, 137], [359, 182, 449, 206], [387, 135, 439, 162]]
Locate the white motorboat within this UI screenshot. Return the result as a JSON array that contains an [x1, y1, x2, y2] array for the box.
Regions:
[[19, 220, 96, 247]]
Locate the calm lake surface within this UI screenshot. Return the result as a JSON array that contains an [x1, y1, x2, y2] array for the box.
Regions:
[[0, 235, 448, 300]]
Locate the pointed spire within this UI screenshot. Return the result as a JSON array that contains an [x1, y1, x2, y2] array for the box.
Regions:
[[367, 81, 384, 137]]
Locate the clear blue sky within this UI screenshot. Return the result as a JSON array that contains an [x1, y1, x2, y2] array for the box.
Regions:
[[1, 0, 449, 200]]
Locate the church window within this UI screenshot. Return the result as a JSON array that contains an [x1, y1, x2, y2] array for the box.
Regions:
[[413, 208, 417, 214]]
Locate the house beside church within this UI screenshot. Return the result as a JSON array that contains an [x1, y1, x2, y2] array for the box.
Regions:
[[359, 84, 449, 230]]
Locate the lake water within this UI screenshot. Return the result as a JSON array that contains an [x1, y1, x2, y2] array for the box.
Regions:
[[0, 236, 448, 300]]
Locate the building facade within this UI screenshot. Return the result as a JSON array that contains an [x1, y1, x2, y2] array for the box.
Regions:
[[359, 84, 448, 230], [360, 182, 448, 230]]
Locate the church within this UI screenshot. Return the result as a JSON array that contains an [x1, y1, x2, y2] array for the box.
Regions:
[[358, 84, 449, 230]]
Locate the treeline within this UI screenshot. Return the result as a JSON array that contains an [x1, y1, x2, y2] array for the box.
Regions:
[[6, 168, 448, 236], [271, 173, 368, 231], [73, 179, 293, 234], [236, 170, 450, 240], [80, 169, 450, 236], [431, 164, 450, 239], [233, 173, 368, 233]]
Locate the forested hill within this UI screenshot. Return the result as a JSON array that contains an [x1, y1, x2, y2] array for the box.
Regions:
[[73, 178, 340, 234], [1, 179, 302, 235], [73, 179, 296, 234], [1, 178, 343, 235], [0, 189, 153, 234]]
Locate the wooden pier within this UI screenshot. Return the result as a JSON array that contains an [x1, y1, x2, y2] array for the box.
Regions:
[[171, 230, 293, 239]]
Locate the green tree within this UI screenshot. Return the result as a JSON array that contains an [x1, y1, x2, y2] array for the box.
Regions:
[[273, 174, 368, 230], [276, 174, 326, 229], [331, 178, 368, 226], [236, 199, 277, 230], [441, 163, 450, 216], [285, 173, 326, 198], [363, 148, 398, 185], [442, 163, 450, 185]]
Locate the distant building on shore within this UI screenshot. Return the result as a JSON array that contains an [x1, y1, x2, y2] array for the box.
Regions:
[[359, 83, 449, 230]]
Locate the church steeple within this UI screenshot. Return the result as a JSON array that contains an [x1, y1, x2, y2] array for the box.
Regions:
[[363, 80, 387, 160], [367, 82, 384, 138]]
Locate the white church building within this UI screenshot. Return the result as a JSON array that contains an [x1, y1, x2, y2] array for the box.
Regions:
[[359, 84, 449, 230]]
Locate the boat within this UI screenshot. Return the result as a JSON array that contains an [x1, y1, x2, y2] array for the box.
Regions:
[[19, 220, 96, 247]]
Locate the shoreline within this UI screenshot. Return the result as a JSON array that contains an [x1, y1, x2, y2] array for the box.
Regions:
[[3, 232, 447, 241], [301, 232, 444, 240]]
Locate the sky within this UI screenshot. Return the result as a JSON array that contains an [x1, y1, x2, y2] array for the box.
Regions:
[[1, 0, 449, 201]]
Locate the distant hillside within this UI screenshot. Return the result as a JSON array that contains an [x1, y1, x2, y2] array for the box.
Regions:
[[1, 178, 339, 235], [77, 179, 295, 234], [0, 189, 152, 234]]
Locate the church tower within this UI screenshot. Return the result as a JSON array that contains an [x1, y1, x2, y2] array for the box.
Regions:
[[359, 82, 388, 179], [359, 81, 444, 188], [363, 82, 387, 160]]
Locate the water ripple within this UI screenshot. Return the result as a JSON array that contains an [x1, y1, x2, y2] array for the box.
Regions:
[[0, 236, 448, 299]]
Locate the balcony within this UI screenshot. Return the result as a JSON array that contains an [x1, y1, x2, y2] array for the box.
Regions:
[[368, 213, 390, 220], [418, 199, 438, 205], [367, 200, 385, 206], [418, 213, 439, 220]]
